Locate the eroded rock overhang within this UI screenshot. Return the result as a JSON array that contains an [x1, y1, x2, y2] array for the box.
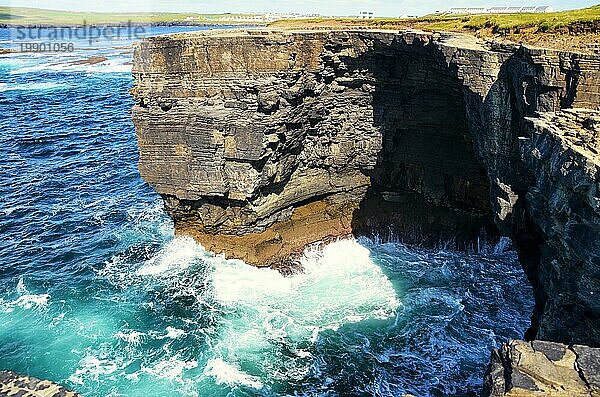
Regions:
[[131, 29, 600, 345]]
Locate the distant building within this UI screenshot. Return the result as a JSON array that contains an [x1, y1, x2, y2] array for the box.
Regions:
[[447, 7, 486, 14], [446, 5, 553, 14], [216, 13, 323, 23], [359, 11, 375, 19]]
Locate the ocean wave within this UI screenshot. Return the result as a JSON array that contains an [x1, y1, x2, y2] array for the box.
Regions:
[[204, 358, 264, 389], [114, 330, 146, 346], [210, 238, 400, 329], [13, 293, 50, 309], [136, 236, 205, 276], [141, 357, 198, 381], [131, 236, 401, 391], [0, 81, 70, 92], [0, 278, 51, 312], [200, 238, 400, 388], [10, 58, 131, 75], [164, 326, 186, 339], [68, 355, 119, 385]]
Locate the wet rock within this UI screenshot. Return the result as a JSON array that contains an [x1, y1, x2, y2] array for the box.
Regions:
[[483, 340, 600, 396], [0, 371, 81, 397]]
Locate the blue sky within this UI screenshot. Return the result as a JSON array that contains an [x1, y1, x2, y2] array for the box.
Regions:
[[3, 0, 599, 17]]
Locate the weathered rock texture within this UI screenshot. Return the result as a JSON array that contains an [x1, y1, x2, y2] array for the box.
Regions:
[[131, 29, 600, 346], [0, 371, 81, 397], [518, 110, 600, 346], [483, 340, 600, 396]]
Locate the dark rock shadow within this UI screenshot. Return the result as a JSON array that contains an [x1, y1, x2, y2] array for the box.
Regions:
[[346, 35, 498, 250], [341, 34, 593, 343]]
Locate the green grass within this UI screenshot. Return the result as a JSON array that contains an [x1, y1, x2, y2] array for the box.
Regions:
[[427, 4, 600, 31], [0, 6, 261, 26], [270, 4, 600, 33]]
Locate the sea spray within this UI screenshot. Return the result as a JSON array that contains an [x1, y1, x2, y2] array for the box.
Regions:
[[204, 238, 400, 389], [132, 237, 401, 391]]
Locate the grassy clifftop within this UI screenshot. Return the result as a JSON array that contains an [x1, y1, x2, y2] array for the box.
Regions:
[[382, 4, 600, 32], [270, 5, 600, 53]]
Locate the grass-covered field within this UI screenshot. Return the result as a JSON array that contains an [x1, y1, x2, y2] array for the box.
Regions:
[[0, 6, 259, 26], [401, 4, 600, 32], [271, 5, 600, 33], [269, 5, 600, 53]]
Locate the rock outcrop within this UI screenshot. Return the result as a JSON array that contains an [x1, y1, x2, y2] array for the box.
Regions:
[[0, 371, 81, 397], [483, 340, 600, 396], [131, 29, 600, 346], [517, 110, 600, 346]]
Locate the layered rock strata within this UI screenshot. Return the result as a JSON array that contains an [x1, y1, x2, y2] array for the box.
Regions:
[[131, 29, 600, 345], [518, 110, 600, 345], [483, 340, 600, 396]]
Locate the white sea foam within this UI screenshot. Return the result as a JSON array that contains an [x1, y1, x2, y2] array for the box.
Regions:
[[204, 358, 263, 389], [136, 236, 399, 389], [202, 238, 399, 386], [114, 330, 145, 346], [7, 278, 51, 309], [10, 58, 131, 75], [16, 277, 27, 294], [142, 357, 198, 381], [136, 236, 205, 276], [0, 279, 50, 312], [164, 326, 186, 339], [211, 238, 400, 330], [68, 355, 119, 385], [14, 294, 50, 309]]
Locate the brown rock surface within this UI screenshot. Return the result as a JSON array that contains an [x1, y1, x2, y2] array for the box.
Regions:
[[483, 340, 600, 396], [0, 371, 81, 397]]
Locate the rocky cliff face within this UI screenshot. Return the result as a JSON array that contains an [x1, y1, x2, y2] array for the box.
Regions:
[[131, 29, 600, 346], [517, 110, 600, 347]]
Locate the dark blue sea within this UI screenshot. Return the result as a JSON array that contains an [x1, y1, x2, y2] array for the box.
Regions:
[[0, 25, 533, 396]]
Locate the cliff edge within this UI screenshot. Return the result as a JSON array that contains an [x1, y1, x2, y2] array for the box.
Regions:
[[131, 29, 600, 347]]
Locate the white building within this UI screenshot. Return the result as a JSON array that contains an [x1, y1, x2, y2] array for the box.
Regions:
[[446, 5, 553, 14], [216, 13, 323, 23], [359, 11, 375, 19]]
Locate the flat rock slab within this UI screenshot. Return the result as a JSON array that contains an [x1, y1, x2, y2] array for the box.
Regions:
[[0, 371, 81, 397], [483, 340, 600, 396]]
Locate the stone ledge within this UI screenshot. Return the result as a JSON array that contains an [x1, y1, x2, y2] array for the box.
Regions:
[[483, 340, 600, 396], [0, 371, 81, 397]]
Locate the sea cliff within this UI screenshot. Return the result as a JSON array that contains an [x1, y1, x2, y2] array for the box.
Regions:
[[131, 29, 600, 352]]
